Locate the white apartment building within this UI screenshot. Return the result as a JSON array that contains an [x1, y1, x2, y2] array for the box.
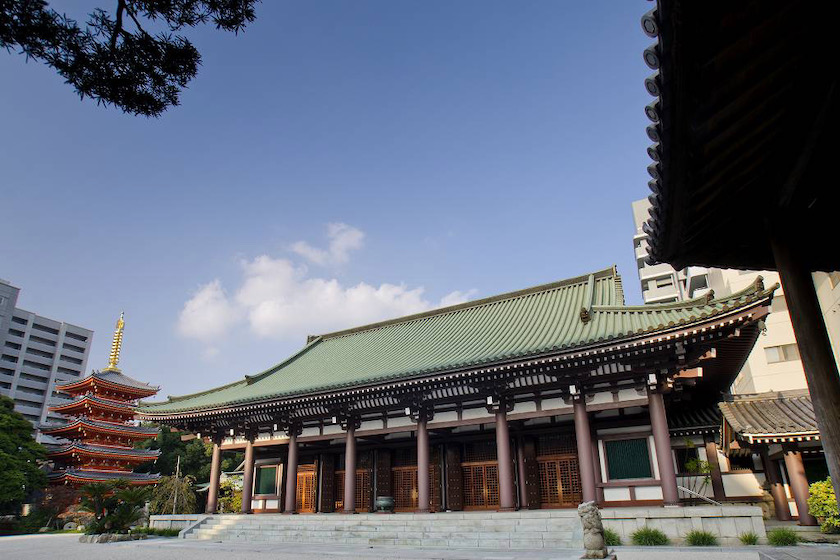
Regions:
[[631, 199, 712, 303], [632, 199, 840, 395], [0, 279, 93, 431]]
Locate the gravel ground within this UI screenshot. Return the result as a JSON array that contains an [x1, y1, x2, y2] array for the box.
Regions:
[[1, 533, 838, 560]]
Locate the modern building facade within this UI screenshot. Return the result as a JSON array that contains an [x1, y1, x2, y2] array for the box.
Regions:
[[631, 200, 711, 304], [140, 266, 776, 518], [0, 279, 94, 431]]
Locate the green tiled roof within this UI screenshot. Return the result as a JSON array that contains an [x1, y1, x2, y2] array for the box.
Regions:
[[139, 266, 774, 416]]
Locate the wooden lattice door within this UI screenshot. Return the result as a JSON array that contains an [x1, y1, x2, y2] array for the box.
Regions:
[[296, 464, 317, 513], [392, 447, 442, 512], [536, 434, 582, 508], [461, 440, 499, 510], [334, 469, 372, 512]]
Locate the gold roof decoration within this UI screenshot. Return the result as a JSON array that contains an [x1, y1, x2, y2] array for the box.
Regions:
[[102, 312, 125, 372]]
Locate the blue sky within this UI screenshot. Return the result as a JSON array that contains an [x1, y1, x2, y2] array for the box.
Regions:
[[0, 1, 653, 400]]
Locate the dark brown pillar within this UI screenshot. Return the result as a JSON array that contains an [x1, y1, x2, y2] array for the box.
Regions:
[[783, 445, 818, 526], [495, 410, 516, 511], [206, 442, 222, 514], [284, 431, 298, 514], [648, 389, 680, 505], [241, 439, 255, 514], [417, 418, 430, 513], [343, 423, 357, 513], [516, 438, 528, 509], [703, 435, 726, 502], [772, 235, 840, 508], [761, 448, 791, 521], [574, 399, 597, 503]]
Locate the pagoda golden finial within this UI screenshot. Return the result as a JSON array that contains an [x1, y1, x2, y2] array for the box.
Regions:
[[103, 312, 125, 372]]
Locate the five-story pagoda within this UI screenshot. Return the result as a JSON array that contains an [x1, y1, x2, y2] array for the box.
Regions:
[[45, 313, 161, 486]]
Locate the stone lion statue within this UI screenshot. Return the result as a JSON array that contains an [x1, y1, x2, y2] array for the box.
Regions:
[[578, 501, 610, 559]]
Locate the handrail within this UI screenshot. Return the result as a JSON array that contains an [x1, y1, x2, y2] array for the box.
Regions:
[[677, 485, 722, 506]]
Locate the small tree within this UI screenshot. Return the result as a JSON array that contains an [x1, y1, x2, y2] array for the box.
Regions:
[[149, 475, 197, 515], [217, 480, 242, 513], [38, 485, 80, 529], [0, 395, 47, 514]]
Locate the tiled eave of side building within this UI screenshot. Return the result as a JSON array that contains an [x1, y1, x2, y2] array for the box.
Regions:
[[719, 389, 821, 446], [138, 268, 776, 438]]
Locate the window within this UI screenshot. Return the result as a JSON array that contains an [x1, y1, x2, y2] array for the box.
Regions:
[[255, 465, 278, 495], [1, 354, 18, 363], [31, 323, 59, 335], [60, 354, 83, 365], [29, 335, 56, 347], [26, 348, 54, 360], [5, 341, 21, 350], [8, 329, 24, 338], [0, 367, 14, 377], [23, 360, 50, 371], [11, 316, 28, 325], [674, 447, 700, 474], [765, 343, 800, 364], [65, 332, 88, 343], [57, 366, 80, 376], [604, 438, 653, 480], [63, 343, 85, 353], [771, 295, 788, 314], [655, 277, 673, 288], [728, 452, 757, 471]]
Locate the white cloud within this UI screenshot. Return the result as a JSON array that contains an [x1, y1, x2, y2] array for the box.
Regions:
[[177, 280, 241, 342], [291, 222, 364, 266], [177, 224, 476, 351]]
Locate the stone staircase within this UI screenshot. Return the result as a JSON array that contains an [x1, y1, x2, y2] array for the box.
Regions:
[[182, 511, 583, 549]]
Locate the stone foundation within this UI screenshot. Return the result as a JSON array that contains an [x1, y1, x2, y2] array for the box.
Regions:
[[600, 505, 766, 546]]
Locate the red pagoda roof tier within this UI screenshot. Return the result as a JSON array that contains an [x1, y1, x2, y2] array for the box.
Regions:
[[49, 442, 160, 462], [42, 418, 158, 440], [56, 370, 159, 399], [50, 395, 136, 417], [47, 469, 160, 486]]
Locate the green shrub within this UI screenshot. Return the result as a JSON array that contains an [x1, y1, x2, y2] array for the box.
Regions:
[[685, 530, 718, 546], [807, 478, 839, 534], [631, 527, 670, 546], [739, 531, 759, 545], [604, 527, 621, 546], [132, 527, 180, 537], [767, 528, 799, 546]]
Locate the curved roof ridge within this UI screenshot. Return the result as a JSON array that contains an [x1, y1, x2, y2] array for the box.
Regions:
[[316, 266, 618, 341]]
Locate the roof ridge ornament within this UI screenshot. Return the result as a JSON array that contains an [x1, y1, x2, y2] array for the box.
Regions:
[[103, 311, 125, 372]]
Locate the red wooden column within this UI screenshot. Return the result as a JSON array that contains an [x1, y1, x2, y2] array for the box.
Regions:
[[761, 448, 791, 521], [206, 439, 222, 514], [417, 416, 431, 513], [703, 435, 726, 502], [573, 395, 597, 503], [771, 235, 840, 508], [343, 420, 358, 513], [783, 445, 818, 526], [516, 439, 528, 509], [283, 428, 299, 514], [241, 438, 255, 514], [648, 388, 680, 506], [495, 408, 516, 511]]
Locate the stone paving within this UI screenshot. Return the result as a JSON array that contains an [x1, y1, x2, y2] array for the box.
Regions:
[[0, 533, 838, 560]]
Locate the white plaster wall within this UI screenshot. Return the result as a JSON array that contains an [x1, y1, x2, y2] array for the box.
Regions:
[[461, 407, 493, 420], [722, 472, 766, 497], [588, 392, 613, 405], [429, 411, 458, 424], [322, 424, 343, 436], [512, 401, 537, 414], [300, 426, 320, 438], [635, 486, 664, 500], [603, 487, 631, 501], [388, 416, 414, 428], [358, 419, 384, 432], [539, 397, 568, 411]]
